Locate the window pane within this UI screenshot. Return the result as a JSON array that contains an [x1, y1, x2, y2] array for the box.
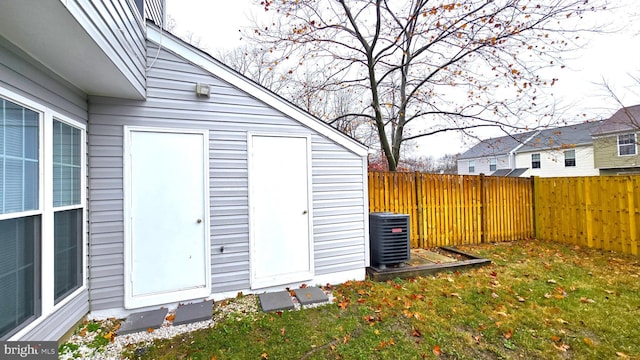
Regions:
[[53, 120, 81, 207], [0, 216, 40, 340], [0, 98, 39, 215], [54, 209, 82, 303]]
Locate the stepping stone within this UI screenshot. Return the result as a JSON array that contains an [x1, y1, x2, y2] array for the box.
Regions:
[[173, 300, 214, 325], [294, 287, 328, 306], [117, 308, 168, 335], [258, 291, 295, 312]]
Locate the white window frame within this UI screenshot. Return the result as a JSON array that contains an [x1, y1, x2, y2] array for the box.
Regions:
[[531, 153, 541, 169], [468, 160, 475, 173], [489, 158, 497, 172], [564, 149, 576, 167], [0, 87, 87, 341], [617, 133, 637, 156]]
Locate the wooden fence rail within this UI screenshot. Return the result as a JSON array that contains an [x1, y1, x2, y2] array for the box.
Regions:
[[368, 172, 534, 248], [369, 172, 640, 256]]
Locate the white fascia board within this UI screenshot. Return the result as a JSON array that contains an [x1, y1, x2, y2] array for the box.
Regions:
[[146, 26, 368, 157]]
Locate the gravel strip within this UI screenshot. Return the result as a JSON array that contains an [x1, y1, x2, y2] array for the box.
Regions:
[[60, 290, 333, 359]]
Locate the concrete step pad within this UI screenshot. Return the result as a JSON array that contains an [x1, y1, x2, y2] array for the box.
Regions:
[[294, 287, 328, 306], [258, 291, 295, 312], [173, 300, 214, 325], [117, 308, 168, 335]]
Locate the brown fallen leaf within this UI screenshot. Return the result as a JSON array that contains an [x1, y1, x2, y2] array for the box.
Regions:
[[503, 329, 513, 339], [261, 353, 268, 359], [146, 327, 154, 333], [580, 297, 596, 304], [583, 337, 594, 347], [411, 328, 422, 337], [551, 335, 561, 342], [616, 351, 630, 358], [547, 279, 557, 284], [433, 344, 442, 356], [166, 313, 176, 322], [517, 296, 525, 302]]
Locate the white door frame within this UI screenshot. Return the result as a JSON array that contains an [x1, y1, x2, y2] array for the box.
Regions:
[[247, 132, 314, 289], [123, 126, 211, 309]]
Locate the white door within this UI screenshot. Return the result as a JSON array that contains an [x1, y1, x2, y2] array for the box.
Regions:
[[249, 134, 313, 289], [124, 127, 210, 309]]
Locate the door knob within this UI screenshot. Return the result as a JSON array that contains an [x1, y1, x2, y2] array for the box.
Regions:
[[302, 210, 308, 215], [197, 218, 202, 223]]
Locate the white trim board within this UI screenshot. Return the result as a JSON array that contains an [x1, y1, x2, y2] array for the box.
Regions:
[[146, 24, 367, 157]]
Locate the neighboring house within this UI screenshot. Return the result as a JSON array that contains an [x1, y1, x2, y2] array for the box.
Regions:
[[592, 105, 640, 175], [0, 1, 369, 341], [458, 121, 603, 177]]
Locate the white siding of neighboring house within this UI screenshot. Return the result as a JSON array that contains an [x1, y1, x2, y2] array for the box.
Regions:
[[514, 145, 598, 177], [457, 155, 509, 175]]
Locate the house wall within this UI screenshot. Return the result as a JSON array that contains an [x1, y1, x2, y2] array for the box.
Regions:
[[593, 135, 640, 169], [515, 146, 598, 177], [87, 42, 367, 311], [457, 155, 509, 175], [0, 37, 89, 341], [65, 0, 146, 96]]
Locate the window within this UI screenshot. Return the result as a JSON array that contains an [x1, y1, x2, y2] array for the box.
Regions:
[[0, 98, 41, 339], [618, 134, 637, 156], [531, 153, 541, 169], [0, 92, 85, 340], [53, 120, 83, 303], [564, 150, 576, 167], [468, 160, 475, 173], [489, 158, 497, 171]]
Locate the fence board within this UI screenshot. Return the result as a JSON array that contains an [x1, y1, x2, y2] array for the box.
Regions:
[[533, 176, 640, 256], [368, 172, 533, 248]]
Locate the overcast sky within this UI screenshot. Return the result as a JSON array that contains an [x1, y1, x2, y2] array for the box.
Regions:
[[166, 0, 640, 158]]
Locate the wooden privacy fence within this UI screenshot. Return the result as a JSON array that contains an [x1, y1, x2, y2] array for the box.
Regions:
[[368, 172, 534, 248], [534, 176, 640, 255]]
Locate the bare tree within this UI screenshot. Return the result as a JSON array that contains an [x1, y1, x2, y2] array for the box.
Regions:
[[248, 0, 609, 170]]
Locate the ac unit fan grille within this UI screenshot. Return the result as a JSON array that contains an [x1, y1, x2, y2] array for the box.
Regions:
[[369, 213, 410, 268]]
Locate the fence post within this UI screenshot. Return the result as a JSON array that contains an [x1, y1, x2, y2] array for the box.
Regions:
[[626, 177, 637, 255], [479, 173, 486, 243], [531, 176, 537, 239], [414, 171, 424, 248]]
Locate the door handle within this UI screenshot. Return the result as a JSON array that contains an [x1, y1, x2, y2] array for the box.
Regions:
[[197, 218, 202, 223], [302, 210, 308, 215]]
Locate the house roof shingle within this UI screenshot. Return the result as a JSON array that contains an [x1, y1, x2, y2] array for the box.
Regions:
[[591, 105, 640, 136], [458, 132, 535, 159], [517, 121, 603, 152], [460, 121, 603, 160]]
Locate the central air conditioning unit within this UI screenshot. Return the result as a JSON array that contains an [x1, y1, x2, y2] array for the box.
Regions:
[[369, 212, 410, 269]]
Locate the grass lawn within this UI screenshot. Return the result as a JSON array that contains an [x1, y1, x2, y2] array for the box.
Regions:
[[129, 240, 640, 359]]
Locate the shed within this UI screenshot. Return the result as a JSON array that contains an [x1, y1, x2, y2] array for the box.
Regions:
[[87, 23, 370, 315]]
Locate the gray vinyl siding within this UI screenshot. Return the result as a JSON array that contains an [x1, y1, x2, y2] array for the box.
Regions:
[[144, 0, 165, 26], [20, 290, 89, 341], [87, 42, 366, 309], [0, 36, 89, 341], [65, 0, 146, 97]]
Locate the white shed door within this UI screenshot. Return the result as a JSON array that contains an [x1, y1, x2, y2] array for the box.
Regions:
[[125, 128, 210, 309], [249, 135, 313, 289]]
